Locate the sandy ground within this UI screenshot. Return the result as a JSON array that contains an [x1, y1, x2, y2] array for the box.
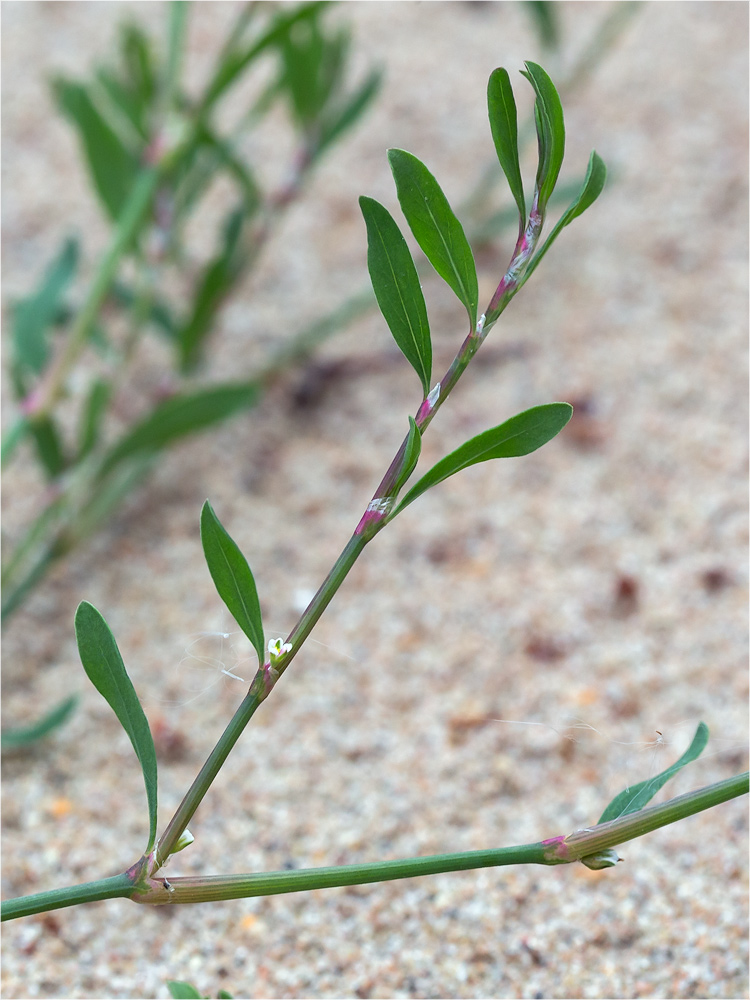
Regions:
[[2, 3, 748, 999]]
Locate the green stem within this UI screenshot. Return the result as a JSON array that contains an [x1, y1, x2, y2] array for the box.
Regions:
[[546, 770, 750, 863], [156, 533, 368, 862], [280, 534, 368, 674], [138, 844, 550, 905], [135, 772, 749, 906], [156, 687, 265, 866], [1, 874, 134, 922], [28, 168, 160, 422], [4, 773, 745, 919]]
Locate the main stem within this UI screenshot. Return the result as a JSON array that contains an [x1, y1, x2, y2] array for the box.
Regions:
[[137, 771, 748, 906], [156, 532, 369, 864], [156, 687, 263, 865], [3, 772, 746, 919], [156, 197, 551, 862]]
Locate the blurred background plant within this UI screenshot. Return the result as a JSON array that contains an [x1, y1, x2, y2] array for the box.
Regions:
[[1, 0, 640, 749], [1, 1, 382, 630]]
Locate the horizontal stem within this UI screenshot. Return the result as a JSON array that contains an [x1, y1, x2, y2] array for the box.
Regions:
[[5, 772, 745, 919], [1, 874, 134, 922], [140, 772, 749, 905], [134, 842, 550, 905]]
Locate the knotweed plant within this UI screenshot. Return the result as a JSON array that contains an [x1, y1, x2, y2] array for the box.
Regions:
[[3, 62, 746, 926]]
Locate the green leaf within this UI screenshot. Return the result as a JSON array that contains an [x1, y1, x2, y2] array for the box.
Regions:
[[1, 696, 78, 750], [203, 1, 329, 112], [74, 601, 158, 851], [78, 379, 111, 460], [387, 149, 478, 329], [279, 14, 344, 127], [520, 151, 607, 288], [487, 68, 526, 229], [53, 78, 140, 220], [29, 416, 67, 480], [318, 68, 382, 157], [120, 22, 156, 125], [12, 237, 78, 379], [597, 722, 710, 824], [523, 1, 561, 50], [166, 983, 205, 1000], [110, 281, 177, 341], [201, 501, 264, 668], [97, 381, 261, 479], [393, 402, 573, 515], [392, 416, 422, 496], [359, 196, 432, 397], [178, 208, 246, 372], [521, 61, 565, 212], [194, 125, 262, 215]]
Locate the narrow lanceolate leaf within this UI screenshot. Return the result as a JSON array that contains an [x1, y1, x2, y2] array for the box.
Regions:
[[53, 78, 140, 221], [521, 61, 565, 212], [393, 402, 572, 515], [387, 149, 478, 329], [74, 601, 158, 851], [520, 151, 607, 289], [392, 416, 422, 496], [12, 237, 79, 378], [487, 68, 526, 229], [597, 722, 709, 824], [201, 501, 264, 667], [97, 381, 261, 478], [1, 695, 78, 750], [166, 983, 205, 1000], [318, 68, 382, 157], [360, 196, 432, 397]]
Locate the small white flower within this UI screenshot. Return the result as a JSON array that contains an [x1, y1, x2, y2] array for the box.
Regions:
[[268, 637, 292, 662]]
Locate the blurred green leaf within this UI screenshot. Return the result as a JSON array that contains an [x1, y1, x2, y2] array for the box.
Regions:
[[95, 69, 149, 146], [110, 281, 177, 341], [178, 208, 246, 372], [201, 501, 264, 668], [74, 601, 158, 851], [29, 416, 67, 479], [167, 982, 205, 999], [523, 1, 561, 50], [317, 67, 382, 157], [280, 13, 345, 128], [195, 126, 262, 214], [12, 237, 79, 379], [53, 78, 140, 220], [1, 696, 78, 750], [97, 381, 261, 478], [359, 196, 432, 397], [121, 22, 156, 117], [487, 68, 526, 229], [202, 2, 329, 113], [393, 402, 573, 514], [521, 151, 607, 287], [521, 61, 565, 212], [388, 149, 478, 329], [598, 722, 710, 824], [77, 379, 111, 460]]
